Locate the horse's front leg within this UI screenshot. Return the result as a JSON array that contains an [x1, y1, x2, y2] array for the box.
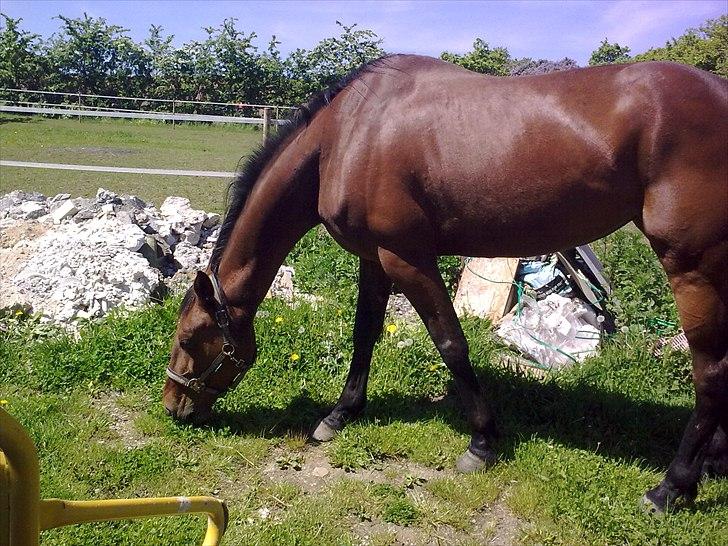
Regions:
[[377, 248, 498, 471], [312, 257, 392, 441]]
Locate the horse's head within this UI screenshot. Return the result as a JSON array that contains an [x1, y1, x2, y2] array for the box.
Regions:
[[163, 271, 256, 424]]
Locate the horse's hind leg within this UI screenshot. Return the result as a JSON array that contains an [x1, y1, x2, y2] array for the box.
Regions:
[[640, 228, 728, 512], [312, 258, 392, 441], [377, 248, 497, 471]]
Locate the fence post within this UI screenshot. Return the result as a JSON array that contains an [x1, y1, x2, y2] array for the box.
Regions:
[[262, 107, 271, 141], [172, 100, 176, 129], [77, 92, 81, 123]]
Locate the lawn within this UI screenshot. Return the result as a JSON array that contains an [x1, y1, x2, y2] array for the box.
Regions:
[[0, 114, 262, 212], [1, 116, 727, 545]]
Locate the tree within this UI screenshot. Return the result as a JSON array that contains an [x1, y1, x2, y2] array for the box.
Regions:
[[0, 15, 47, 91], [633, 15, 727, 77], [47, 14, 151, 96], [282, 21, 385, 104], [589, 39, 631, 66], [441, 38, 510, 75], [508, 57, 578, 76]]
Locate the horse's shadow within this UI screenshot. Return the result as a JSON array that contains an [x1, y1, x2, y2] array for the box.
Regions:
[[203, 365, 693, 471]]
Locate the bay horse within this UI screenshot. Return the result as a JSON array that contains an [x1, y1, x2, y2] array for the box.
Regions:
[[164, 55, 728, 513]]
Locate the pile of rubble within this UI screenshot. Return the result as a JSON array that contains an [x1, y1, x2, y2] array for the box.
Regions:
[[0, 189, 294, 326]]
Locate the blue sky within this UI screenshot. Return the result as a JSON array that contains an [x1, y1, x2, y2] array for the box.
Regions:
[[2, 1, 725, 65]]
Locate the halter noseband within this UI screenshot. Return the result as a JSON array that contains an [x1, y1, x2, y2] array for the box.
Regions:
[[166, 271, 251, 397]]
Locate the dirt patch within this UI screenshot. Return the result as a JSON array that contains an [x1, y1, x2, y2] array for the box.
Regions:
[[56, 146, 139, 157], [261, 442, 524, 545], [0, 219, 48, 248], [90, 391, 149, 450], [487, 494, 523, 545], [387, 293, 419, 324], [0, 219, 49, 310]]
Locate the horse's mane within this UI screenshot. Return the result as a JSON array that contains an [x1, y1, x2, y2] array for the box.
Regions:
[[209, 55, 395, 270]]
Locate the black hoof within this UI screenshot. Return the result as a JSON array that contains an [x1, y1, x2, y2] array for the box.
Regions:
[[640, 493, 665, 516], [311, 419, 339, 442], [456, 448, 497, 473]]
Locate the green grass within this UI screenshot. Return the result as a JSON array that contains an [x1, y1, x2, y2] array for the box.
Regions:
[[1, 116, 726, 544], [3, 231, 727, 544], [0, 114, 262, 211]]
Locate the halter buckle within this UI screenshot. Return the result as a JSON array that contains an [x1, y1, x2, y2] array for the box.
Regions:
[[187, 377, 203, 392]]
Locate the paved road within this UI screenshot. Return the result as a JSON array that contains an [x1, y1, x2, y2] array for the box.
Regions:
[[0, 160, 236, 178]]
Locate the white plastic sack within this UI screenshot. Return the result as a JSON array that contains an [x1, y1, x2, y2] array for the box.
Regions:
[[496, 294, 601, 369]]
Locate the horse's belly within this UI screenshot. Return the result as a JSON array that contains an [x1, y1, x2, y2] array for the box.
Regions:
[[429, 175, 642, 257]]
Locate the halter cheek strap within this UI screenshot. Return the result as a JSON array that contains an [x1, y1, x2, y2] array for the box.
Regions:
[[165, 271, 252, 397]]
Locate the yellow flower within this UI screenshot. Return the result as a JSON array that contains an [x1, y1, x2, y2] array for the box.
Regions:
[[290, 353, 300, 362], [15, 309, 23, 316], [428, 364, 439, 372], [275, 316, 284, 324], [386, 324, 398, 335], [0, 400, 8, 405]]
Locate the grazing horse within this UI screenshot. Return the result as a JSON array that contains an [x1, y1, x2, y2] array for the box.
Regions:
[[163, 55, 728, 512]]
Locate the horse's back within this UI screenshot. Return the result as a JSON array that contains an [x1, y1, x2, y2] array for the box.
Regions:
[[317, 55, 727, 258]]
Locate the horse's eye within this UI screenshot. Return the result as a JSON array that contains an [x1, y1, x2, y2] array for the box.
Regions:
[[179, 339, 192, 350]]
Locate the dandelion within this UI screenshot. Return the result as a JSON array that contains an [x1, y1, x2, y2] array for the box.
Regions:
[[386, 323, 398, 335], [428, 364, 439, 372], [290, 353, 300, 362], [275, 316, 284, 324], [0, 400, 8, 406]]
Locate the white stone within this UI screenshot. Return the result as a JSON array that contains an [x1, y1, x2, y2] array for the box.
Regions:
[[19, 201, 46, 219], [52, 200, 79, 224], [173, 241, 210, 271], [311, 466, 330, 478], [203, 213, 221, 228], [96, 188, 120, 203], [180, 224, 201, 246]]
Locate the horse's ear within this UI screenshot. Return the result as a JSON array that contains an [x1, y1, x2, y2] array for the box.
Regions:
[[193, 271, 215, 307]]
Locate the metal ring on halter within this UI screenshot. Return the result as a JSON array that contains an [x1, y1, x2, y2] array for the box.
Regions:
[[165, 269, 251, 396]]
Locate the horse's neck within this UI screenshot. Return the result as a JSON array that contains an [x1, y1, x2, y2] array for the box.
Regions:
[[217, 134, 320, 313]]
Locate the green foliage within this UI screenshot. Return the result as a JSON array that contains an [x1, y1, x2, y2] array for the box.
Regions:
[[634, 15, 728, 77], [281, 21, 385, 104], [0, 14, 47, 91], [594, 230, 678, 331], [589, 38, 632, 66], [441, 38, 511, 75], [47, 14, 152, 96]]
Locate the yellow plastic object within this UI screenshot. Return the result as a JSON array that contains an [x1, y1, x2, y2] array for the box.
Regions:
[[0, 408, 227, 545]]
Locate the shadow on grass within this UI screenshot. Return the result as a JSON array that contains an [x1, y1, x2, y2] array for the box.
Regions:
[[201, 366, 692, 471], [0, 113, 40, 125]]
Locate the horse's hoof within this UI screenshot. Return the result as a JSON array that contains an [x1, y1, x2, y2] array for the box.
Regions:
[[311, 420, 338, 442], [640, 493, 665, 517], [456, 449, 495, 473]]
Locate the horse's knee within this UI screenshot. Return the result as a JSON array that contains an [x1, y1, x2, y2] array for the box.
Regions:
[[436, 337, 469, 365]]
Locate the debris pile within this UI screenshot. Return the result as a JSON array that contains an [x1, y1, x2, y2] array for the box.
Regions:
[[0, 189, 296, 326], [455, 248, 614, 370]]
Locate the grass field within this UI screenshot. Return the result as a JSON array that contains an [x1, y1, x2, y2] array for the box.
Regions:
[[0, 114, 262, 212], [1, 116, 727, 545]]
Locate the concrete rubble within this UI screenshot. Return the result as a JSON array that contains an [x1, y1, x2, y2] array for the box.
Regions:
[[0, 189, 300, 326]]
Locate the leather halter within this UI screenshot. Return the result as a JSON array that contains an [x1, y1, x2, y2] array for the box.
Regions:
[[165, 271, 251, 397]]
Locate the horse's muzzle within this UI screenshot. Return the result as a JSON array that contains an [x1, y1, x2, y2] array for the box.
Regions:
[[163, 383, 213, 425]]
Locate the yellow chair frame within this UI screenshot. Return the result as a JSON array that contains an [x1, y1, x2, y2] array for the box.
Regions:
[[1, 408, 227, 545]]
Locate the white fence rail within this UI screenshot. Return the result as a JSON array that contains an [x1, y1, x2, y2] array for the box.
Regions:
[[0, 105, 285, 126], [0, 88, 295, 129]]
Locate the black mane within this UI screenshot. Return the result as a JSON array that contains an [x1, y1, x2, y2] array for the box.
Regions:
[[209, 55, 394, 270]]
